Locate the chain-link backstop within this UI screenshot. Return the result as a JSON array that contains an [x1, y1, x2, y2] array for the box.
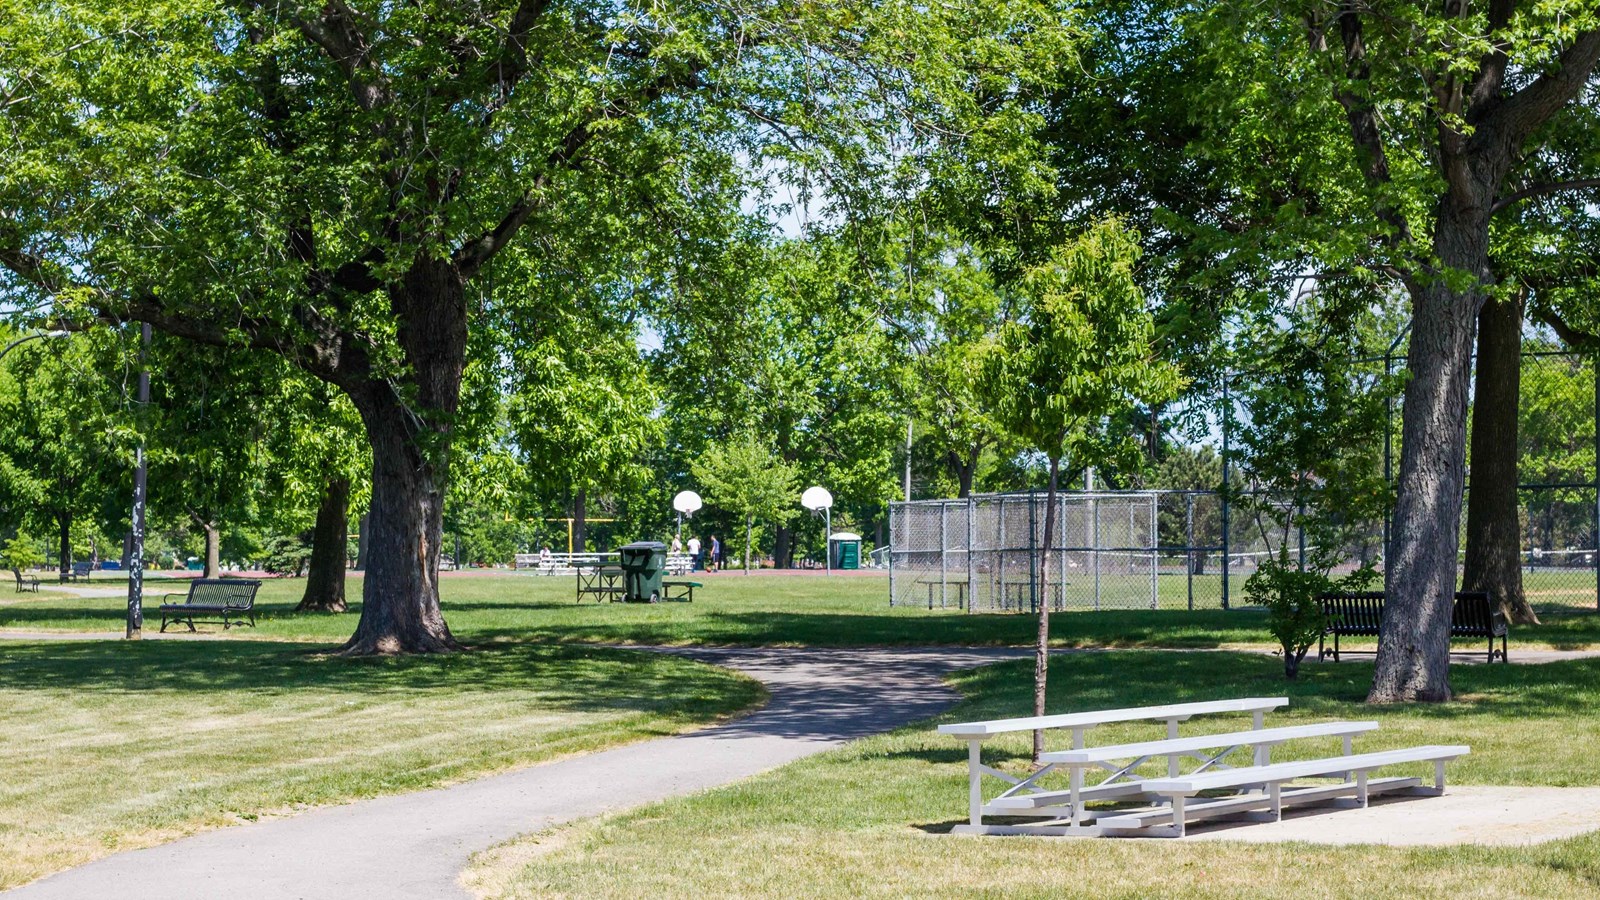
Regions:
[[889, 492, 1161, 611]]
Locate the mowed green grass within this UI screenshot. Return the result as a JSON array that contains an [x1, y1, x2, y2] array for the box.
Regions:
[[470, 651, 1600, 900], [5, 571, 1597, 651], [0, 640, 763, 890]]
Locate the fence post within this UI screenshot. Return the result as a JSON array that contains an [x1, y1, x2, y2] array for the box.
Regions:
[[1185, 493, 1195, 611], [1148, 492, 1158, 609], [1221, 369, 1232, 611], [1091, 491, 1102, 612], [967, 495, 977, 614], [939, 501, 948, 609], [887, 502, 897, 607], [1029, 491, 1038, 614], [997, 496, 1006, 612]]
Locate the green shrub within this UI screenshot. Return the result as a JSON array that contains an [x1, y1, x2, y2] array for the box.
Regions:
[[260, 535, 311, 577], [1245, 550, 1376, 679], [1, 535, 45, 573]]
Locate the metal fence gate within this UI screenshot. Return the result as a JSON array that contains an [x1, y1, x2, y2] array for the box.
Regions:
[[889, 491, 1159, 612]]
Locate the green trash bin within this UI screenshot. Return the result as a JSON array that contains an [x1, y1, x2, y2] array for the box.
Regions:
[[619, 541, 668, 603]]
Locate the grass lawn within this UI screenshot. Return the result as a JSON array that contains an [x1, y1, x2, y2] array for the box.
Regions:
[[5, 571, 1597, 651], [467, 651, 1600, 899], [0, 639, 763, 890]]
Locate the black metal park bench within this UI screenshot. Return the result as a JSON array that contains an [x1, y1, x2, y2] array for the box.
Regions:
[[158, 579, 263, 632], [1318, 590, 1508, 663], [12, 569, 40, 593], [60, 561, 92, 584]]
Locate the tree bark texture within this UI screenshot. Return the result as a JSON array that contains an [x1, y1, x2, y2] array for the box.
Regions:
[[948, 447, 978, 498], [1371, 203, 1489, 703], [202, 521, 221, 578], [773, 525, 792, 569], [1463, 292, 1538, 624], [56, 513, 71, 580], [1032, 457, 1059, 763], [298, 475, 350, 613], [336, 261, 465, 654]]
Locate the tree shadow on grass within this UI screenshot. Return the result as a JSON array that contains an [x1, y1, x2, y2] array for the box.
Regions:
[[943, 651, 1600, 732], [0, 640, 758, 723], [465, 609, 1265, 651]]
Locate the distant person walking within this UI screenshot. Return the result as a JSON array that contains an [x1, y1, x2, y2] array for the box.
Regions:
[[709, 535, 722, 572], [687, 535, 702, 572]]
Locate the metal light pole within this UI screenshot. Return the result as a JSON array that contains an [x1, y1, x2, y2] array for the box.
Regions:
[[0, 330, 70, 363], [127, 323, 150, 639]]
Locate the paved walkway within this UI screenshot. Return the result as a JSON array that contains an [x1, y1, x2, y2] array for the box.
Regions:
[[6, 646, 1023, 900]]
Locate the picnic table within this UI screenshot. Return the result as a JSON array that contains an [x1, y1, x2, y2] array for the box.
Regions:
[[574, 560, 624, 603]]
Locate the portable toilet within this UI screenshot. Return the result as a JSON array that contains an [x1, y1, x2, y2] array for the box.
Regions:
[[829, 532, 861, 570]]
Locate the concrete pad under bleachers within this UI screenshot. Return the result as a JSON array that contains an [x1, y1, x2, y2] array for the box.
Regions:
[[1183, 785, 1600, 846]]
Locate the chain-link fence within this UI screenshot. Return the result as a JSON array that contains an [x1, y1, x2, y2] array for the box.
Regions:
[[889, 492, 1161, 611], [1518, 484, 1600, 611], [889, 485, 1595, 613]]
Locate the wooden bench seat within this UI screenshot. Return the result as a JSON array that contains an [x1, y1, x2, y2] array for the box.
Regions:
[[158, 579, 262, 632], [1101, 744, 1471, 837]]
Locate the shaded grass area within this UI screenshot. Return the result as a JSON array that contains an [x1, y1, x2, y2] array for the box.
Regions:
[[0, 639, 763, 890], [4, 573, 1598, 651], [472, 651, 1600, 899]]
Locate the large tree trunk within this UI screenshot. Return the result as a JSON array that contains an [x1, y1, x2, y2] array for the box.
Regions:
[[1032, 456, 1060, 763], [572, 488, 587, 555], [1370, 203, 1488, 704], [298, 475, 350, 613], [337, 261, 465, 655], [355, 512, 369, 570], [773, 525, 792, 569], [1463, 291, 1537, 624], [56, 512, 71, 581], [948, 447, 978, 498], [744, 513, 754, 573], [202, 521, 221, 578]]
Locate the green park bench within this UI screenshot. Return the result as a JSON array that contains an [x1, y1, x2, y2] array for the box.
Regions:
[[661, 580, 700, 602]]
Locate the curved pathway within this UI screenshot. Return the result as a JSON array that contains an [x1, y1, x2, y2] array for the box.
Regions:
[[7, 646, 1023, 900]]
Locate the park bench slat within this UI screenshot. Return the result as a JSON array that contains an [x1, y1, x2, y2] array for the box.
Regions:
[[1319, 591, 1507, 663], [1038, 720, 1380, 765], [937, 697, 1288, 737], [1096, 776, 1425, 833], [158, 579, 262, 632], [1138, 745, 1470, 795]]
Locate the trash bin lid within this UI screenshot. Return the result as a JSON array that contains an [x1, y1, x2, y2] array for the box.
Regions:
[[620, 541, 667, 551]]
